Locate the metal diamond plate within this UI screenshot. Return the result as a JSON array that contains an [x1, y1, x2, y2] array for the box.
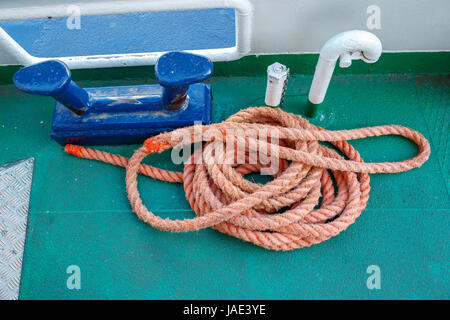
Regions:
[[0, 158, 34, 300]]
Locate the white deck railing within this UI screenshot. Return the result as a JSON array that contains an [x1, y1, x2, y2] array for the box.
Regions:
[[0, 0, 252, 69]]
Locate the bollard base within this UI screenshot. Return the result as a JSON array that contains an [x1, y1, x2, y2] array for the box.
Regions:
[[51, 83, 211, 145]]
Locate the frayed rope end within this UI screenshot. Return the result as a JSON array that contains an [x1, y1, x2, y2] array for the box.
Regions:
[[64, 144, 84, 157]]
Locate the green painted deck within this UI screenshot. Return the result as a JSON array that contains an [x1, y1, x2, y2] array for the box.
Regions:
[[0, 53, 448, 299]]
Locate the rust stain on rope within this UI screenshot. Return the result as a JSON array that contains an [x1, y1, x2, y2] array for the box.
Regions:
[[65, 107, 430, 251]]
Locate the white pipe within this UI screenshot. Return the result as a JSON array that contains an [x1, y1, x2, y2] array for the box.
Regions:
[[0, 27, 40, 65], [308, 30, 382, 104], [0, 0, 251, 21]]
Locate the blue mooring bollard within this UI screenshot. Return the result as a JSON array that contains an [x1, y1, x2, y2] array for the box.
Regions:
[[13, 51, 213, 145]]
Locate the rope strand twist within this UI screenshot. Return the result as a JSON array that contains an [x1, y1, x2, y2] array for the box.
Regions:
[[65, 107, 430, 251]]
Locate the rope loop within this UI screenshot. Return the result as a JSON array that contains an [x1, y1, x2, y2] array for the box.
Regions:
[[65, 107, 430, 250]]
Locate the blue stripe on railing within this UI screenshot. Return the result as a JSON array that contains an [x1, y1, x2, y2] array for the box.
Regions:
[[0, 9, 236, 57]]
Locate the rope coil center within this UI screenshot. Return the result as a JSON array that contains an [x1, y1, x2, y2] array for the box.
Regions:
[[65, 107, 430, 251]]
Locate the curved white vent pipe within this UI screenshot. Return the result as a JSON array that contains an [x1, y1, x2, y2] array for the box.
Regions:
[[308, 30, 382, 105]]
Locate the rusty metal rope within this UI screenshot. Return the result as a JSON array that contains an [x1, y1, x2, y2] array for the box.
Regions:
[[65, 107, 430, 251]]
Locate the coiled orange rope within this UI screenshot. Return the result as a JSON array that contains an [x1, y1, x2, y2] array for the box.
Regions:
[[65, 107, 430, 251]]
